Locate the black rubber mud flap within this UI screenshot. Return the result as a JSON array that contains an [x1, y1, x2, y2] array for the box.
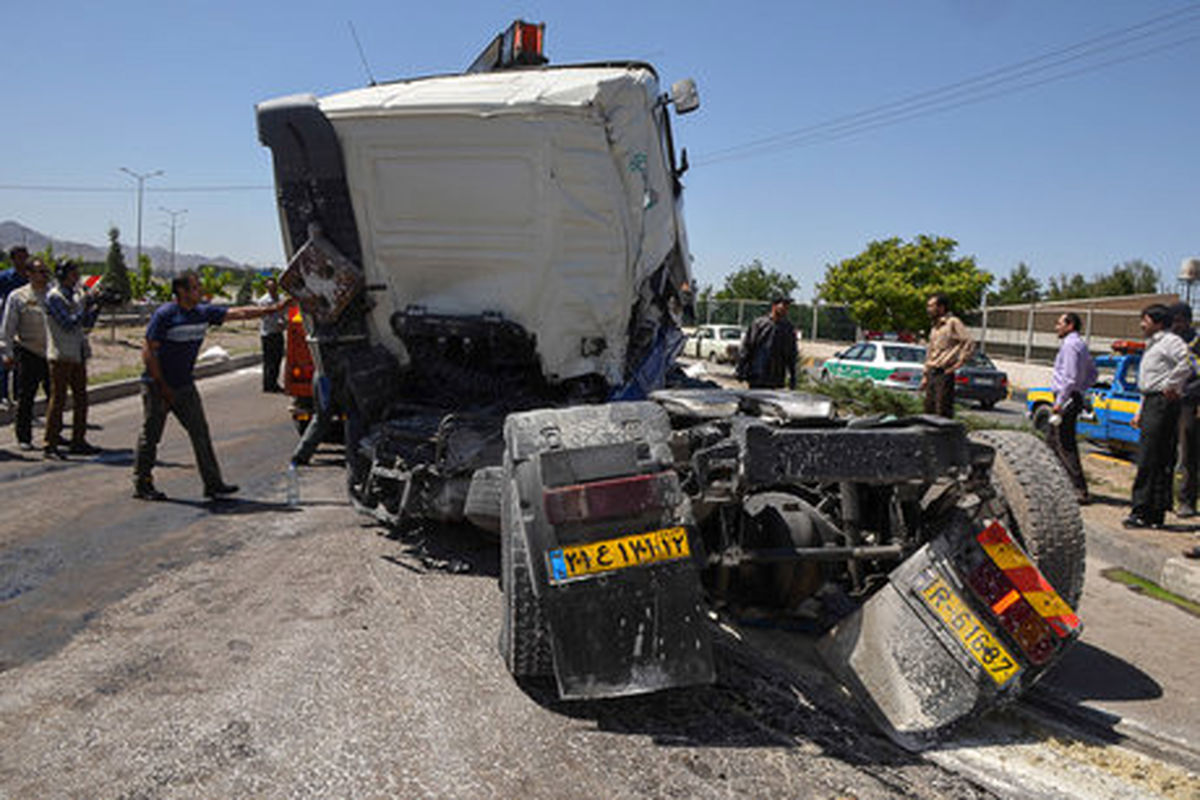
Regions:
[[500, 402, 715, 698], [545, 555, 714, 700]]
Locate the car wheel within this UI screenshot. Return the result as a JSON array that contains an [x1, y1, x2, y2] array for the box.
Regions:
[[979, 399, 996, 410], [820, 368, 831, 382]]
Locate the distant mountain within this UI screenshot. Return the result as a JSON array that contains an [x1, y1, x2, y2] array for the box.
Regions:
[[0, 220, 245, 274]]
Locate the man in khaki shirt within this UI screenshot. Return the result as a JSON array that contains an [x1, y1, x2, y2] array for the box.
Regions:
[[921, 294, 974, 418]]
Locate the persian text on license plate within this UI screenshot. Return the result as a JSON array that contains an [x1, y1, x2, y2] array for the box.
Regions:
[[920, 576, 1020, 685], [547, 527, 690, 584]]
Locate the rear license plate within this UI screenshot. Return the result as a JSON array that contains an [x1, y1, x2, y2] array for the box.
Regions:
[[547, 526, 690, 584], [974, 377, 994, 386], [920, 576, 1020, 685]]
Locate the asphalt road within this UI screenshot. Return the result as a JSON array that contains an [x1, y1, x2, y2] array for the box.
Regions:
[[0, 369, 1196, 799]]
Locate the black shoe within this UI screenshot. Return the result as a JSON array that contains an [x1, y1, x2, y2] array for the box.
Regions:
[[1184, 546, 1200, 560], [68, 441, 102, 456], [133, 482, 167, 501], [43, 446, 65, 460], [17, 441, 35, 452], [1122, 514, 1150, 529], [204, 482, 240, 499]]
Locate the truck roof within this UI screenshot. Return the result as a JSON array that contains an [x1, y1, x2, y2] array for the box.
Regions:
[[319, 64, 660, 118]]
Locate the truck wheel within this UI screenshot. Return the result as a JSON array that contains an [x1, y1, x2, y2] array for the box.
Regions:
[[465, 466, 503, 536], [970, 430, 1085, 607], [499, 457, 553, 678], [1030, 403, 1052, 435]]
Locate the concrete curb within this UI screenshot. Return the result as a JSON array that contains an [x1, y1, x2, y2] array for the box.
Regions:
[[0, 353, 261, 427], [1084, 522, 1200, 606]]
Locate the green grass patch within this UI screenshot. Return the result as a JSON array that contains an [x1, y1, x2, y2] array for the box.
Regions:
[[1100, 567, 1200, 617], [89, 364, 145, 385], [795, 372, 1033, 433]]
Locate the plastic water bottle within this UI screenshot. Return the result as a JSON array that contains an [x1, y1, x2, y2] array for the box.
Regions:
[[285, 462, 300, 507]]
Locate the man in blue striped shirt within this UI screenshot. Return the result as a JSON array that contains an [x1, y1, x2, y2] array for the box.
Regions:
[[133, 271, 285, 501]]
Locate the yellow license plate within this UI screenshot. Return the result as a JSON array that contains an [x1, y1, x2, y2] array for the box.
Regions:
[[921, 576, 1021, 686], [546, 526, 691, 584]]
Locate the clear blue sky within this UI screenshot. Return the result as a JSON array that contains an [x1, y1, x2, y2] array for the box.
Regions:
[[2, 1, 1197, 298]]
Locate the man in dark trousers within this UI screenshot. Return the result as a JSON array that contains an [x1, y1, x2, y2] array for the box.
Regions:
[[133, 271, 285, 501], [920, 294, 974, 418], [1125, 303, 1191, 529], [257, 276, 286, 393], [737, 296, 797, 390], [1170, 302, 1200, 517], [1048, 312, 1097, 504]]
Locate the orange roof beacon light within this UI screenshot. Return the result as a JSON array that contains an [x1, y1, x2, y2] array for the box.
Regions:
[[466, 20, 547, 74], [1111, 339, 1146, 354]]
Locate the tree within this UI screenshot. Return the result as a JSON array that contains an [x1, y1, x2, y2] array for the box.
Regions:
[[197, 264, 235, 300], [102, 227, 132, 304], [1044, 259, 1160, 301], [989, 262, 1041, 305], [819, 235, 991, 333], [127, 253, 155, 301], [715, 259, 798, 301], [235, 271, 255, 305]]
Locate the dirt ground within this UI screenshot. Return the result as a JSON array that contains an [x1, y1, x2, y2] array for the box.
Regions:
[[86, 317, 262, 385]]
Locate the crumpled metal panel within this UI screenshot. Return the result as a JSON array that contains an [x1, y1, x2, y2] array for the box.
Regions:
[[280, 232, 365, 325]]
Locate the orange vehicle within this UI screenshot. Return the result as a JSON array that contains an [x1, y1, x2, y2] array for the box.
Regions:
[[283, 302, 315, 433]]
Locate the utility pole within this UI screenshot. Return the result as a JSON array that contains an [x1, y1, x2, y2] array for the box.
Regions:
[[160, 207, 187, 272], [119, 167, 163, 277]]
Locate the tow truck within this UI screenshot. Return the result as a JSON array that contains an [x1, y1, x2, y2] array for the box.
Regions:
[[1026, 339, 1143, 457], [257, 21, 1085, 749]]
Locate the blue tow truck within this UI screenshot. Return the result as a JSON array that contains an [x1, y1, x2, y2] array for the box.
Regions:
[[1025, 341, 1143, 457]]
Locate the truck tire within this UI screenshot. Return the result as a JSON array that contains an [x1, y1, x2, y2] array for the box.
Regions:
[[970, 429, 1085, 608], [1030, 402, 1052, 435], [465, 466, 503, 536], [499, 457, 553, 678]]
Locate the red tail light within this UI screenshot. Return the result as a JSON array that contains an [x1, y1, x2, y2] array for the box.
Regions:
[[543, 472, 675, 525], [954, 374, 969, 385], [966, 559, 1057, 665]]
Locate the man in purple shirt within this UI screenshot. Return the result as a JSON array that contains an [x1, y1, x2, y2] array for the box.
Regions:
[[1048, 312, 1097, 503]]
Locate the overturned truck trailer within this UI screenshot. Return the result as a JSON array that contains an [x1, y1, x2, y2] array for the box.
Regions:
[[257, 21, 1085, 748]]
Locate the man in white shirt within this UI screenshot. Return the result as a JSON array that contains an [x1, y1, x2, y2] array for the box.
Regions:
[[1125, 304, 1192, 529]]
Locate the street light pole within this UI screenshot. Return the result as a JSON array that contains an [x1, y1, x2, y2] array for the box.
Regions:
[[160, 207, 188, 273], [119, 167, 163, 276]]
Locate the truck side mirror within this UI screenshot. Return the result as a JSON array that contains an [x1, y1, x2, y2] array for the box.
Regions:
[[670, 78, 700, 114]]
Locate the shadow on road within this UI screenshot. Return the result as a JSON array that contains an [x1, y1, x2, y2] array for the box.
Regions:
[[514, 636, 926, 764], [1041, 640, 1162, 702], [377, 521, 500, 578]]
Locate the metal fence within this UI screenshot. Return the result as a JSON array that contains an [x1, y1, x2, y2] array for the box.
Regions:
[[692, 298, 857, 342]]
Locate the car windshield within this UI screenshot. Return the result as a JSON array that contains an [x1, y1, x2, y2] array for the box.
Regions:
[[721, 329, 742, 340], [883, 345, 925, 363], [967, 353, 996, 369]]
